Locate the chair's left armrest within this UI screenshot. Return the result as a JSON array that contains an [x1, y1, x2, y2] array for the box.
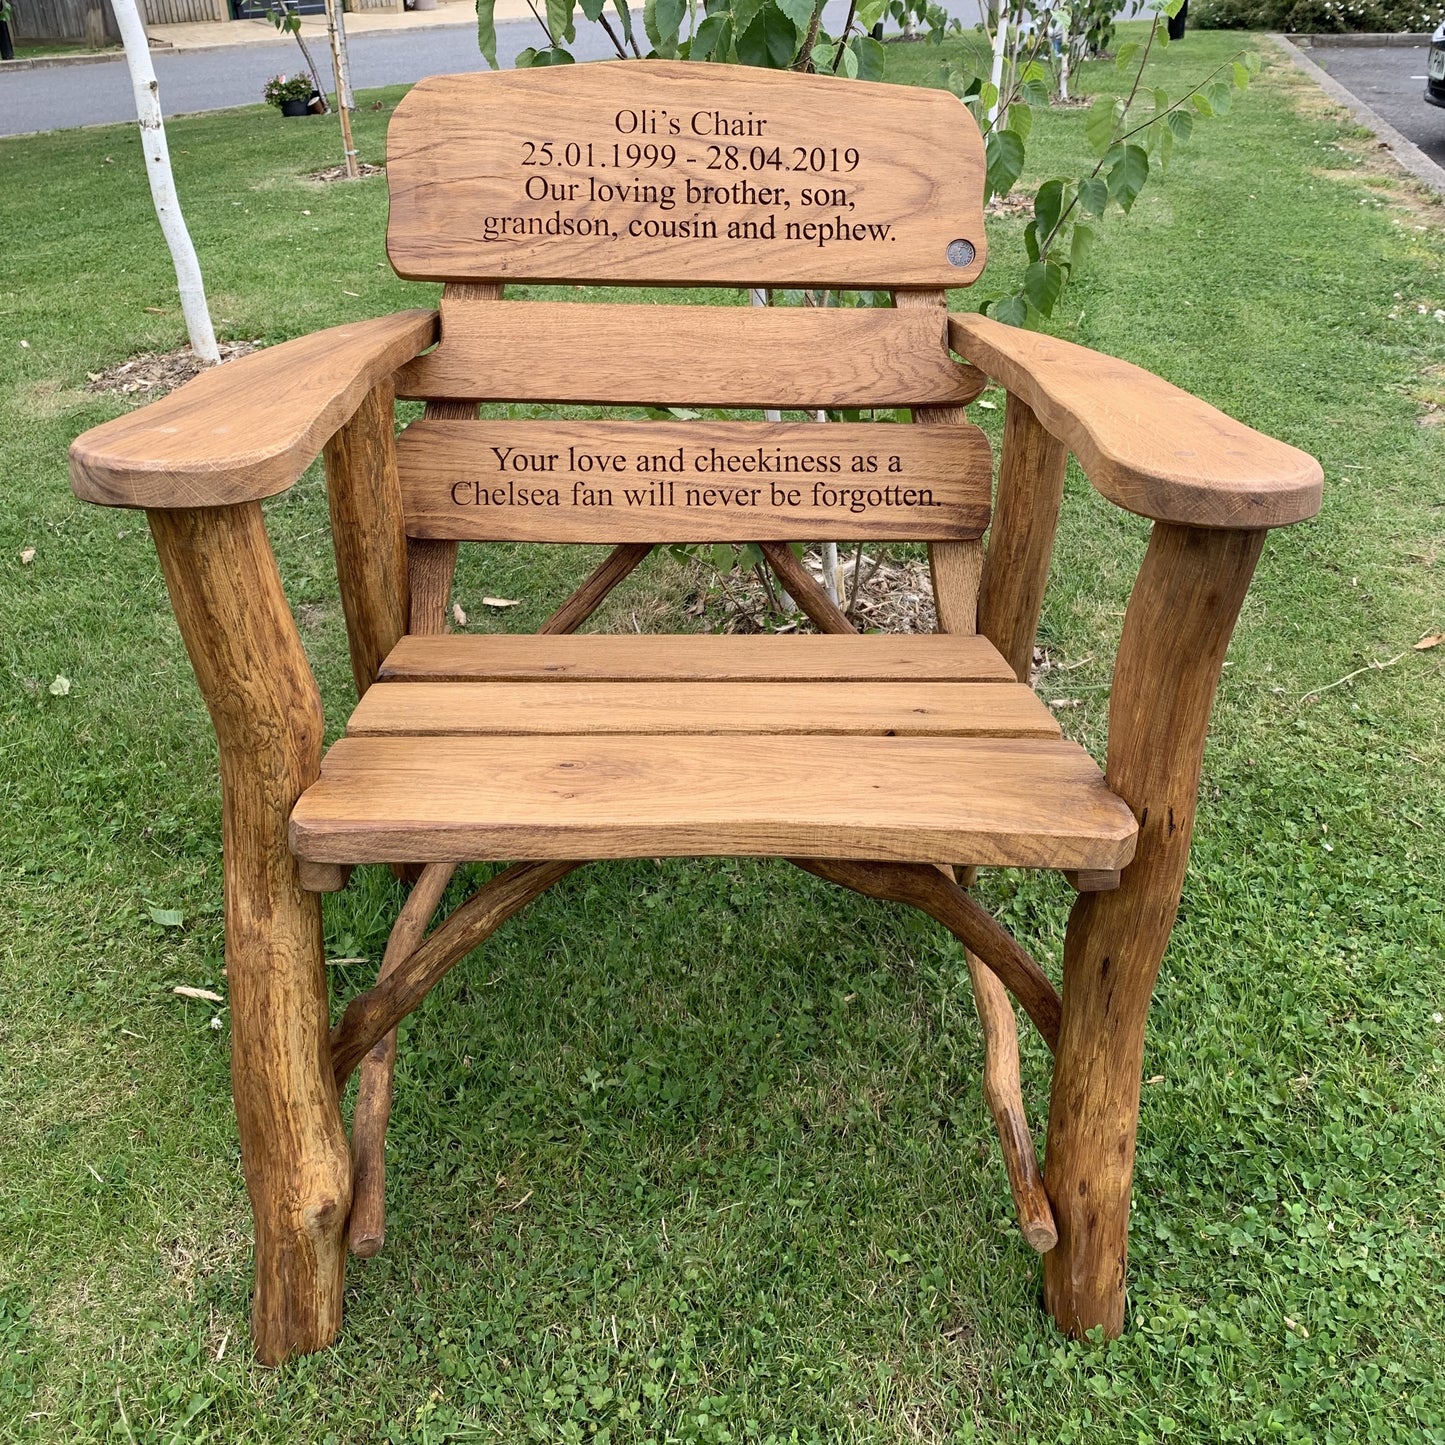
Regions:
[[950, 313, 1323, 529], [70, 310, 438, 510]]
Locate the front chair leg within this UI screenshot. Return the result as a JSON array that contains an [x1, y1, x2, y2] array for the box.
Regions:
[[1043, 522, 1265, 1337], [150, 503, 352, 1364]]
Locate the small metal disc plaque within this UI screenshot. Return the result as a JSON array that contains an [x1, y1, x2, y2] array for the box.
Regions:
[[946, 238, 977, 268]]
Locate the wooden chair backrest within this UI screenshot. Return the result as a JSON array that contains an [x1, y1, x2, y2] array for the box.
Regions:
[[382, 62, 992, 577]]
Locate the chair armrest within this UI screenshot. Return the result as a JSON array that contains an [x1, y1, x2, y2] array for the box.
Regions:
[[70, 310, 438, 510], [949, 314, 1322, 530]]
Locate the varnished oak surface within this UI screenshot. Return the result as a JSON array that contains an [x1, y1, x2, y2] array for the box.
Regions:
[[394, 299, 983, 409], [386, 64, 986, 288], [950, 314, 1323, 529], [396, 418, 991, 542], [347, 680, 1061, 738], [289, 735, 1137, 869], [378, 632, 1020, 683], [71, 312, 437, 510]]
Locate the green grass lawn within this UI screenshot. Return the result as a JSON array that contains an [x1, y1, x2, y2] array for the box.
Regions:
[[2, 28, 1444, 1444]]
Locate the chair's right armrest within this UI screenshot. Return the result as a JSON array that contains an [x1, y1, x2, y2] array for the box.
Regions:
[[70, 310, 438, 510]]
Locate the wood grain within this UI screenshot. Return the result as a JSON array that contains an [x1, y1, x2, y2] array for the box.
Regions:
[[71, 311, 437, 509], [395, 298, 985, 410], [348, 861, 456, 1259], [148, 503, 350, 1366], [324, 380, 409, 699], [1043, 524, 1266, 1339], [396, 418, 991, 542], [950, 314, 1324, 529], [289, 734, 1137, 871], [378, 632, 1019, 683], [345, 680, 1063, 738], [386, 63, 986, 289], [976, 393, 1070, 683], [966, 950, 1058, 1253], [757, 541, 857, 634]]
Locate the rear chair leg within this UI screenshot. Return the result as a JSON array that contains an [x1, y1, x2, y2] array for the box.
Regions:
[[1041, 522, 1265, 1336]]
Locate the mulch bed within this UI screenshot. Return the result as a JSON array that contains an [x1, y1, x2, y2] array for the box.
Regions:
[[86, 341, 260, 399], [305, 162, 386, 183]]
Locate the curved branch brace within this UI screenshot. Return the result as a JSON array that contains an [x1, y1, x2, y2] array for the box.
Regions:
[[540, 543, 655, 635], [149, 503, 351, 1366], [757, 542, 857, 635], [330, 860, 583, 1089], [349, 862, 457, 1259], [789, 858, 1061, 1051], [1043, 523, 1266, 1339], [965, 951, 1057, 1253]]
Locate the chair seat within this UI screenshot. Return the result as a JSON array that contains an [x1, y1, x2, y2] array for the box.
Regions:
[[289, 634, 1138, 870]]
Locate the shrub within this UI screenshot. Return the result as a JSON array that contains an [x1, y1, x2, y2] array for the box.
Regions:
[[262, 73, 313, 106], [1194, 0, 1442, 33]]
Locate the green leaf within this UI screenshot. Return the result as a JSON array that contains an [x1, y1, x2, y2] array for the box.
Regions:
[[654, 0, 685, 45], [978, 81, 998, 116], [850, 33, 885, 80], [514, 43, 540, 64], [532, 44, 575, 61], [612, 0, 635, 43], [1032, 177, 1066, 243], [1085, 95, 1120, 157], [810, 39, 836, 70], [579, 0, 605, 19], [1020, 77, 1050, 107], [546, 0, 575, 42], [692, 11, 727, 56], [776, 0, 814, 40], [991, 292, 1029, 328], [1167, 107, 1193, 142], [1156, 120, 1173, 170], [1070, 221, 1096, 271], [1107, 143, 1148, 213], [1191, 90, 1214, 117], [737, 1, 797, 67], [857, 0, 887, 28], [984, 128, 1025, 203], [477, 0, 499, 67], [1023, 260, 1064, 317], [837, 42, 858, 76], [1209, 80, 1232, 115], [1233, 60, 1250, 89], [1006, 101, 1032, 144], [1078, 175, 1108, 217], [1023, 219, 1039, 264], [1114, 39, 1138, 69], [1153, 86, 1170, 113], [147, 905, 185, 929]]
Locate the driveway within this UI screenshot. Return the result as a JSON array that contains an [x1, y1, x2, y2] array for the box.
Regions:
[[1309, 38, 1445, 169]]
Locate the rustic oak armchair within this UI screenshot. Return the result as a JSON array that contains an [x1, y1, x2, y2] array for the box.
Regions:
[[69, 62, 1323, 1365]]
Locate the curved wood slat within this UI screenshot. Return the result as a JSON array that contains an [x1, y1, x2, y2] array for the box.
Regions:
[[395, 299, 984, 410], [950, 314, 1324, 529], [71, 311, 438, 509]]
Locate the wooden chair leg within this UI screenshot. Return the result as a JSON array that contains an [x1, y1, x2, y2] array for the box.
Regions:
[[149, 503, 352, 1365], [1042, 522, 1265, 1337]]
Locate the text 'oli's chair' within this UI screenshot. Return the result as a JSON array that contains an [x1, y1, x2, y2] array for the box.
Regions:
[[69, 62, 1323, 1364]]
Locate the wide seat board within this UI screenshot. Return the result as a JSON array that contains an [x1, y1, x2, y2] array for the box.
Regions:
[[394, 300, 984, 410], [290, 735, 1136, 868], [347, 681, 1061, 738], [385, 63, 987, 289], [396, 419, 992, 542], [378, 633, 1020, 684]]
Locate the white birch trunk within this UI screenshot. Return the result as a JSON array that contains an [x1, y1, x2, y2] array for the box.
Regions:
[[987, 0, 1009, 126], [110, 0, 219, 365], [323, 0, 360, 177]]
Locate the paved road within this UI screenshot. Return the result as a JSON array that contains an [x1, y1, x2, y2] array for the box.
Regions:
[[0, 1, 922, 136], [1313, 39, 1445, 168]]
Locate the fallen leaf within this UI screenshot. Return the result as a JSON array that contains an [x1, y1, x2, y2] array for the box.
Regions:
[[20, 546, 36, 565], [1415, 632, 1443, 651], [48, 675, 70, 696], [452, 602, 468, 627], [147, 905, 185, 928], [482, 596, 521, 608], [1146, 1075, 1165, 1085], [975, 398, 997, 410], [1048, 697, 1082, 709], [173, 985, 224, 1003], [144, 306, 166, 315], [342, 289, 360, 297], [19, 340, 29, 350]]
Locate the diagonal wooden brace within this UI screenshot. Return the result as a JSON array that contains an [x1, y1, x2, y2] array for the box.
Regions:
[[540, 543, 654, 635], [757, 542, 857, 635], [331, 859, 583, 1090], [790, 858, 1061, 1051]]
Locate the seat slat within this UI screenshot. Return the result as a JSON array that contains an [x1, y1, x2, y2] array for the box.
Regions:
[[378, 633, 1019, 684], [290, 735, 1136, 869], [394, 300, 984, 410], [347, 681, 1061, 738]]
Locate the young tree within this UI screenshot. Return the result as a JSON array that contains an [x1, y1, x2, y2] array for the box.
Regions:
[[108, 0, 219, 364]]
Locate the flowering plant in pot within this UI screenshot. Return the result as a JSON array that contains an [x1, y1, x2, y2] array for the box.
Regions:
[[263, 73, 315, 117]]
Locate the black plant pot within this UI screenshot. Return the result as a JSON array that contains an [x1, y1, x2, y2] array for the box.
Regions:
[[280, 98, 310, 117]]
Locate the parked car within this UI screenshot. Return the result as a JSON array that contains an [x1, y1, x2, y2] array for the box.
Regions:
[[1427, 22, 1445, 108]]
